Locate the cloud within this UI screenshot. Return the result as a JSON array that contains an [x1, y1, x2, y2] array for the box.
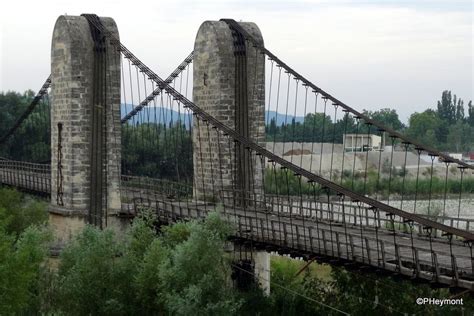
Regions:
[[0, 0, 471, 122]]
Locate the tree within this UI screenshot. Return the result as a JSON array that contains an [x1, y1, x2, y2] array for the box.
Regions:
[[364, 108, 404, 131], [406, 110, 442, 148], [0, 91, 34, 137], [467, 101, 474, 127], [437, 90, 456, 124], [447, 121, 469, 153], [0, 206, 50, 314], [455, 98, 465, 122], [301, 112, 333, 142], [54, 212, 164, 315], [121, 122, 193, 180], [0, 188, 48, 237], [0, 90, 50, 162], [266, 117, 278, 138], [156, 213, 241, 315], [55, 226, 128, 315], [52, 212, 242, 315]]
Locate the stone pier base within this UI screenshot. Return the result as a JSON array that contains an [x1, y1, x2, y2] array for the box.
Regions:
[[230, 244, 271, 295], [48, 206, 87, 245], [49, 205, 132, 246], [253, 251, 271, 295]]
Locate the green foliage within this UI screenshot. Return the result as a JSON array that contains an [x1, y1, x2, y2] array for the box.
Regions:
[[326, 266, 473, 315], [0, 91, 35, 139], [268, 258, 473, 315], [264, 257, 332, 315], [265, 167, 474, 198], [53, 213, 166, 315], [405, 91, 474, 152], [122, 122, 193, 180], [364, 108, 405, 131], [265, 90, 473, 153], [0, 224, 50, 314], [51, 212, 241, 315], [134, 239, 168, 314], [264, 168, 315, 195], [342, 173, 474, 197], [159, 213, 240, 315], [270, 260, 308, 314], [0, 90, 50, 162], [266, 112, 358, 143], [161, 221, 192, 248], [55, 226, 126, 315], [0, 187, 48, 237], [265, 109, 404, 144], [126, 211, 158, 259], [1, 189, 472, 315], [0, 188, 51, 314], [0, 204, 241, 315], [406, 109, 443, 148]]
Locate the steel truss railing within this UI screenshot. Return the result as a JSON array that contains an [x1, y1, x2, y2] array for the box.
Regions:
[[0, 158, 51, 194]]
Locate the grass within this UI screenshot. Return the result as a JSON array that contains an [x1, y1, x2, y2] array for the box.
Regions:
[[384, 221, 414, 233], [271, 255, 332, 282], [264, 168, 474, 198]]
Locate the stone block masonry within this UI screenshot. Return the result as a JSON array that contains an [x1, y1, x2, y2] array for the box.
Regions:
[[193, 20, 265, 203], [49, 15, 121, 242]]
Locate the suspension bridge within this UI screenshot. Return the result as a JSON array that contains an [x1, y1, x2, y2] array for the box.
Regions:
[[1, 14, 474, 291]]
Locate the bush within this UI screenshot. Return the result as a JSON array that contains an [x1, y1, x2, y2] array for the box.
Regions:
[[54, 226, 127, 315], [52, 212, 242, 315], [0, 187, 48, 236], [0, 188, 50, 314], [0, 224, 50, 314], [158, 213, 240, 315]]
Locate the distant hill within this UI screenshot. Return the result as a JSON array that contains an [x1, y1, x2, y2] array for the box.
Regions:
[[266, 110, 305, 126], [121, 104, 192, 128], [121, 105, 305, 128]]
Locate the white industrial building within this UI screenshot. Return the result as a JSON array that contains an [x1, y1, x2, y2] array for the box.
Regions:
[[343, 134, 384, 152]]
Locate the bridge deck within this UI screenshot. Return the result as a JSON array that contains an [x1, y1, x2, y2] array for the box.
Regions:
[[0, 163, 51, 194], [122, 187, 474, 290]]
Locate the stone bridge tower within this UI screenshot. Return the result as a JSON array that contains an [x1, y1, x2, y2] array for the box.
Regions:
[[49, 15, 122, 242], [193, 20, 265, 204], [193, 20, 269, 295]]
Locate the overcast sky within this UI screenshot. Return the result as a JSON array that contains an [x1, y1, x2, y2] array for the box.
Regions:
[[0, 0, 472, 122]]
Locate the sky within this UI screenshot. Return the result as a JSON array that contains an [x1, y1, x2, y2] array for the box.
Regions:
[[0, 0, 472, 123]]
